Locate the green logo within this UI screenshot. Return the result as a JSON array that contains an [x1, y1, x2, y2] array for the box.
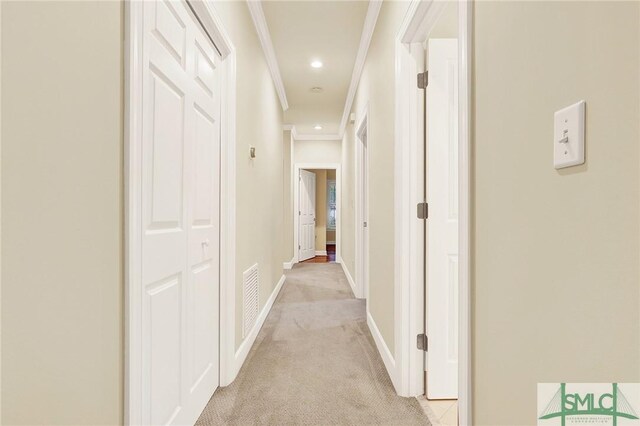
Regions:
[[539, 383, 639, 426]]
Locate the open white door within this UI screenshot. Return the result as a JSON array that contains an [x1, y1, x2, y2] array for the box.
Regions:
[[299, 170, 316, 261], [139, 1, 220, 424], [426, 38, 459, 400]]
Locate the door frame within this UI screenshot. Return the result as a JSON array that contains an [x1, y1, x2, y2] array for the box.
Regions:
[[355, 108, 369, 300], [125, 2, 237, 424], [393, 0, 472, 424], [293, 163, 341, 265]]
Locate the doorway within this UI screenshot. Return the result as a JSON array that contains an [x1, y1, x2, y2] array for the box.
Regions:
[[293, 163, 341, 265], [395, 0, 471, 424]]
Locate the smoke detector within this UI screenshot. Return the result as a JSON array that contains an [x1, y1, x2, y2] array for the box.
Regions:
[[310, 87, 324, 94]]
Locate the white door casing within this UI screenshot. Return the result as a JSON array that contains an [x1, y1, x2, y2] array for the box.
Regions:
[[140, 1, 221, 424], [356, 117, 369, 300], [298, 170, 316, 262], [426, 38, 459, 400]]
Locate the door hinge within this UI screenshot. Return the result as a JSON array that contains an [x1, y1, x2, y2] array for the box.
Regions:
[[417, 71, 428, 89], [417, 333, 428, 351], [417, 202, 428, 219], [299, 210, 301, 215], [298, 244, 301, 249]]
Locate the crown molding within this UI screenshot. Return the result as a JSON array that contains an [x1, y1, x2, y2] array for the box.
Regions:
[[338, 1, 382, 136], [246, 1, 289, 111], [283, 125, 342, 141]]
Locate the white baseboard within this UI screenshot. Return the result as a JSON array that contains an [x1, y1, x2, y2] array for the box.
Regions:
[[315, 250, 327, 256], [339, 257, 357, 297], [326, 241, 336, 244], [283, 257, 296, 270], [367, 310, 399, 393], [234, 274, 286, 376]]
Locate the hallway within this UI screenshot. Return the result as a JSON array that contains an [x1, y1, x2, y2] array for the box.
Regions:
[[196, 264, 428, 425]]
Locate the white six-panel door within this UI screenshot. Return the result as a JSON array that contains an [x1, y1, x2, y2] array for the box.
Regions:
[[141, 1, 221, 424], [426, 38, 459, 400], [299, 170, 316, 262]]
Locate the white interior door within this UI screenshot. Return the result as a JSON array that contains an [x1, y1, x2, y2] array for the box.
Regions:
[[141, 1, 220, 424], [426, 38, 459, 400], [299, 170, 316, 261]]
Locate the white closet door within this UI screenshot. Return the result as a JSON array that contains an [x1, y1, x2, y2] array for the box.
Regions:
[[426, 38, 459, 400], [299, 170, 316, 262], [140, 1, 221, 424]]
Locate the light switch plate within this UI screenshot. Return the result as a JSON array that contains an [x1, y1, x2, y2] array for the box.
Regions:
[[554, 100, 585, 169]]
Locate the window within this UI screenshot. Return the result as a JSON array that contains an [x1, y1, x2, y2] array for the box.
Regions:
[[327, 179, 336, 230]]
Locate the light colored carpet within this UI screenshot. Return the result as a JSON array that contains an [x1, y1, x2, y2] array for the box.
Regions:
[[196, 263, 429, 426]]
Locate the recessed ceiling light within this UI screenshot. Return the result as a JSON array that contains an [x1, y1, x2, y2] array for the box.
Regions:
[[310, 87, 324, 93], [314, 125, 323, 130], [311, 60, 323, 69]]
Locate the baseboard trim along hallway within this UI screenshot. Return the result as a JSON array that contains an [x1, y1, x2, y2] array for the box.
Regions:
[[367, 310, 399, 393], [338, 256, 357, 297], [233, 274, 286, 377]]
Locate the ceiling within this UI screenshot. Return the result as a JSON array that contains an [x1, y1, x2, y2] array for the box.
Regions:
[[262, 1, 369, 135]]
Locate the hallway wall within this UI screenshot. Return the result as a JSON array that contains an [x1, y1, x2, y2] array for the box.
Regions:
[[473, 2, 640, 424], [1, 2, 124, 424], [283, 130, 294, 262], [294, 139, 342, 164], [341, 134, 356, 282], [213, 2, 287, 352]]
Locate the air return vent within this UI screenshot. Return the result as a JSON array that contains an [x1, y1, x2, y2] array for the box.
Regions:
[[242, 263, 259, 338]]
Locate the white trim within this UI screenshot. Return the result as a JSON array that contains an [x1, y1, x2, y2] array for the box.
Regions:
[[394, 3, 472, 426], [0, 1, 3, 419], [326, 241, 336, 245], [293, 163, 342, 265], [338, 1, 382, 138], [246, 1, 289, 111], [367, 311, 398, 392], [355, 106, 369, 301], [125, 2, 237, 423], [458, 1, 473, 423], [124, 3, 142, 421], [338, 256, 357, 298], [315, 250, 328, 256], [233, 274, 286, 375], [283, 257, 296, 270]]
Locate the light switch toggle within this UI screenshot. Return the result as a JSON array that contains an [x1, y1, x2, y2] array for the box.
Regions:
[[558, 130, 569, 144]]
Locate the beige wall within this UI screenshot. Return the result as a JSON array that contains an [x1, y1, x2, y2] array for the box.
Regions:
[[473, 2, 640, 424], [341, 133, 356, 279], [1, 2, 124, 424], [294, 139, 342, 164], [346, 1, 410, 353], [213, 2, 286, 351], [283, 130, 294, 261]]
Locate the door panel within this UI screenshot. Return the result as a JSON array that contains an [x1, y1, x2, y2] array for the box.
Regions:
[[141, 1, 221, 424], [426, 38, 459, 400], [299, 170, 316, 261]]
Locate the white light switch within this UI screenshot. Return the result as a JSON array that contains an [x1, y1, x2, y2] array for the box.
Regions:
[[554, 100, 585, 169]]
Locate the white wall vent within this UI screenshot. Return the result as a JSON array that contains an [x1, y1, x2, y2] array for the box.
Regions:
[[242, 263, 259, 338]]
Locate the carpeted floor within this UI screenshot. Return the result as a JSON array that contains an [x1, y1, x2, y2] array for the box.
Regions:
[[196, 263, 430, 425]]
